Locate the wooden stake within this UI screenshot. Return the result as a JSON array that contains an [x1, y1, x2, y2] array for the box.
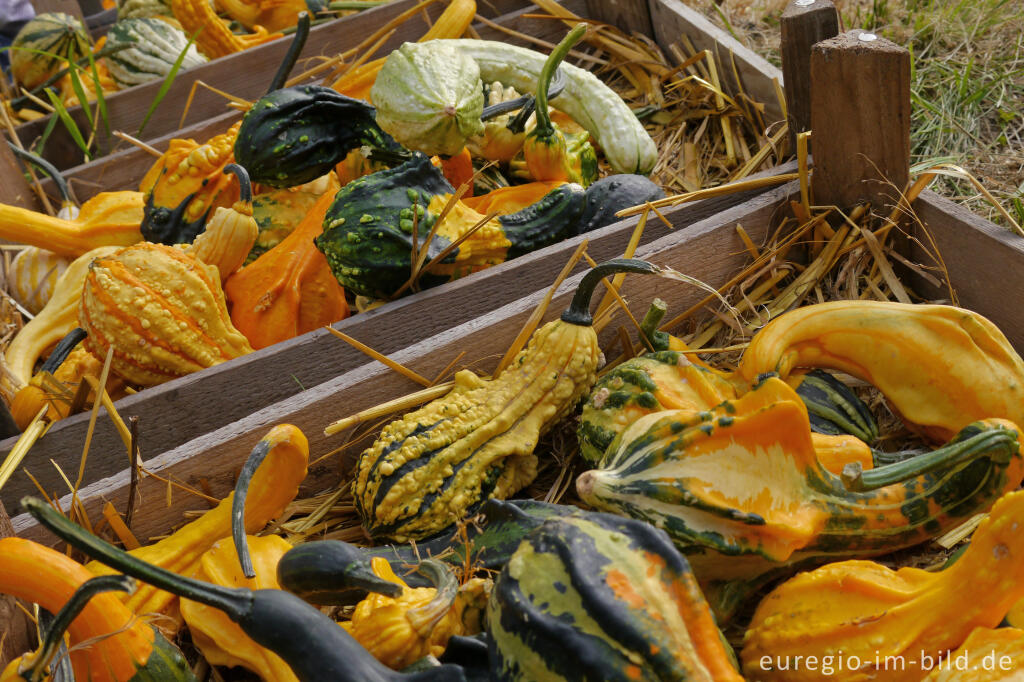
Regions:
[[0, 499, 33, 668], [780, 0, 839, 153], [810, 30, 911, 213]]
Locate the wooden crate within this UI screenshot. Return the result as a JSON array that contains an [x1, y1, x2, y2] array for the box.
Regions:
[[13, 178, 1022, 545], [0, 0, 789, 513]]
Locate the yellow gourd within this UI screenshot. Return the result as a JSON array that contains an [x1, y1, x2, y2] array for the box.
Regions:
[[922, 627, 1024, 681], [6, 247, 71, 315]]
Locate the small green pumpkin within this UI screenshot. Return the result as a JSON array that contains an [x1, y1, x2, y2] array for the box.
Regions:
[[370, 41, 485, 157], [11, 13, 91, 90], [487, 510, 744, 681]]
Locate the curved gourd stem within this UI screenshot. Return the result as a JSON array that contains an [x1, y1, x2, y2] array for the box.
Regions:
[[224, 163, 253, 204], [276, 540, 403, 605], [38, 327, 87, 375], [8, 142, 73, 208], [267, 12, 311, 94], [231, 438, 272, 578], [23, 575, 134, 682], [480, 69, 566, 124], [561, 258, 661, 326], [638, 298, 670, 351], [532, 24, 587, 138], [842, 422, 1019, 492], [405, 560, 459, 635]]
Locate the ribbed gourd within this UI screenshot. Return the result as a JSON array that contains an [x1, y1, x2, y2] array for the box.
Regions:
[[6, 247, 71, 315], [170, 0, 278, 59], [185, 164, 259, 280], [576, 376, 1024, 582], [487, 510, 743, 681], [78, 242, 252, 386], [352, 259, 660, 542], [104, 17, 207, 89], [741, 489, 1024, 682], [10, 13, 92, 89], [370, 41, 484, 157]]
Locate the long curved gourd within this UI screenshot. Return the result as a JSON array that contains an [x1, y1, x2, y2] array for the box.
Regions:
[[25, 497, 469, 682], [0, 538, 193, 681], [225, 189, 350, 349], [737, 301, 1024, 441], [180, 535, 298, 682], [315, 152, 590, 299], [741, 489, 1024, 682], [577, 376, 1024, 582], [0, 192, 143, 258], [5, 246, 121, 390], [488, 510, 743, 681], [352, 258, 660, 542], [87, 424, 308, 620]]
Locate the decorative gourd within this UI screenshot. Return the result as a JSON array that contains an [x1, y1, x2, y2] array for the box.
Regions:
[[216, 0, 307, 32], [277, 539, 404, 606], [922, 627, 1024, 681], [10, 13, 91, 90], [117, 0, 174, 19], [370, 41, 484, 157], [225, 189, 350, 349], [7, 246, 71, 315], [247, 173, 338, 263], [741, 489, 1024, 682], [466, 82, 529, 162], [352, 259, 659, 542], [104, 17, 207, 89], [0, 191, 144, 259], [78, 242, 252, 386], [26, 497, 470, 682], [576, 376, 1024, 583], [461, 181, 566, 215], [578, 350, 737, 465], [170, 0, 279, 59], [315, 152, 586, 299], [737, 301, 1024, 442], [575, 174, 665, 234], [521, 25, 597, 187], [87, 424, 308, 619], [180, 535, 298, 682], [0, 538, 193, 681], [57, 53, 121, 107], [791, 369, 878, 442], [343, 558, 489, 669], [234, 84, 386, 187], [9, 327, 87, 429], [5, 246, 122, 390], [186, 164, 258, 280], [487, 510, 743, 681], [140, 122, 241, 246]]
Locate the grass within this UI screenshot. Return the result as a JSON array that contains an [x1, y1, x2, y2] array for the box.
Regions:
[[684, 0, 1024, 227]]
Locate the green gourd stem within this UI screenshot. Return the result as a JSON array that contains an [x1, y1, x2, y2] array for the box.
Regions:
[[841, 423, 1019, 492], [231, 438, 272, 579], [638, 298, 669, 351], [7, 142, 71, 205], [24, 575, 134, 682], [38, 327, 86, 375], [23, 496, 243, 616], [224, 163, 253, 204], [267, 12, 310, 94], [561, 258, 661, 326], [533, 23, 587, 137], [406, 560, 459, 636]]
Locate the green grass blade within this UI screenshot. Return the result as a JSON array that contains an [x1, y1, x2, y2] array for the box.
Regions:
[[33, 112, 61, 159], [136, 29, 202, 137], [44, 88, 91, 161], [84, 48, 110, 137], [65, 60, 94, 130]]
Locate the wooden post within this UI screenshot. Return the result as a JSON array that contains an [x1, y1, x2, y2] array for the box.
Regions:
[[810, 29, 910, 213], [0, 500, 33, 668], [0, 140, 42, 210], [780, 0, 839, 153]]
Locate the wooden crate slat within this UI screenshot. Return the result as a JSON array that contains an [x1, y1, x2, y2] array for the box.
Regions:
[[0, 161, 795, 503], [11, 180, 792, 544]]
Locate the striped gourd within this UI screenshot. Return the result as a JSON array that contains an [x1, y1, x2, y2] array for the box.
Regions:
[[78, 243, 252, 386], [487, 511, 743, 681], [11, 13, 92, 90], [6, 247, 72, 315], [104, 18, 207, 89]]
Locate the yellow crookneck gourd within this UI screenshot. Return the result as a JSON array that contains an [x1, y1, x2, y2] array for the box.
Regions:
[[215, 0, 306, 32], [170, 0, 279, 59], [180, 534, 298, 682], [741, 489, 1024, 682], [87, 424, 308, 623], [343, 557, 490, 670]]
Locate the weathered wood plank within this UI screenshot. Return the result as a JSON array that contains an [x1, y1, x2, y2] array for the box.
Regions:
[[780, 0, 838, 152], [0, 160, 796, 505], [649, 0, 784, 126], [0, 140, 42, 210], [585, 0, 653, 35], [11, 181, 794, 544]]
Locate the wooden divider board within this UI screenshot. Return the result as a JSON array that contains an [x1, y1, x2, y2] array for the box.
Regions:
[[0, 161, 795, 506], [11, 180, 793, 544], [12, 0, 533, 171]]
